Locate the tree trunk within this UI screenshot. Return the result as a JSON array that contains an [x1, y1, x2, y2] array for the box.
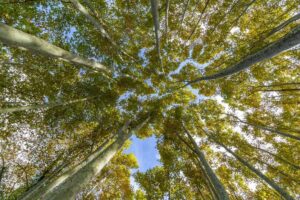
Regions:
[[182, 125, 230, 200], [187, 0, 210, 41], [70, 0, 112, 42], [211, 138, 295, 200], [165, 0, 170, 34], [0, 23, 109, 72], [254, 146, 300, 170], [0, 96, 97, 114], [21, 117, 149, 200], [227, 114, 300, 141], [180, 0, 190, 26], [187, 24, 300, 84], [264, 13, 300, 40], [150, 0, 161, 61]]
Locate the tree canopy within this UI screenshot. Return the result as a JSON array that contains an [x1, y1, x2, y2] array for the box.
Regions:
[[0, 0, 299, 199]]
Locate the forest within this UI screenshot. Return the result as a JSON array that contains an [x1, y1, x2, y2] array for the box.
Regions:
[[0, 0, 299, 199]]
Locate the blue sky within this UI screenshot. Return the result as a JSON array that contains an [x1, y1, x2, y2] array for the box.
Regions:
[[125, 135, 161, 190], [125, 135, 161, 172]]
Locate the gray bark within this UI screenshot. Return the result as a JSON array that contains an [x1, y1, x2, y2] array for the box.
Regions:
[[250, 146, 300, 170], [187, 24, 300, 84], [212, 138, 295, 200], [165, 0, 170, 34], [70, 0, 112, 42], [0, 23, 109, 72], [182, 125, 230, 200], [264, 13, 300, 39], [0, 96, 97, 114], [227, 114, 300, 141], [180, 0, 190, 26], [187, 0, 210, 41], [150, 0, 161, 61]]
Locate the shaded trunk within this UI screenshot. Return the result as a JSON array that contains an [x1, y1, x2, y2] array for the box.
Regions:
[[227, 114, 300, 141], [263, 13, 300, 41], [211, 138, 294, 200], [0, 96, 97, 114], [254, 88, 300, 92], [187, 24, 300, 84], [187, 0, 210, 41], [182, 126, 230, 200], [165, 0, 170, 34], [69, 0, 132, 59], [252, 146, 300, 170], [0, 23, 109, 72], [180, 0, 190, 26], [150, 0, 161, 61]]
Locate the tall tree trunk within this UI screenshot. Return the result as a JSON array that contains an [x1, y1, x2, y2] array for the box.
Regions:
[[180, 0, 190, 26], [227, 114, 300, 141], [69, 0, 132, 60], [165, 0, 170, 34], [0, 23, 109, 72], [253, 146, 300, 170], [0, 96, 97, 114], [263, 13, 300, 41], [187, 0, 210, 41], [210, 137, 295, 200], [182, 125, 230, 200], [21, 117, 149, 200], [150, 0, 161, 62], [20, 133, 114, 200], [186, 24, 300, 85]]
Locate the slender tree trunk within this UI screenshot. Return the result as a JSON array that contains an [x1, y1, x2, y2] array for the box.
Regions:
[[70, 0, 112, 42], [0, 23, 109, 72], [187, 24, 300, 85], [187, 0, 210, 41], [182, 125, 230, 200], [180, 0, 190, 26], [227, 114, 300, 141], [254, 88, 300, 92], [70, 0, 132, 60], [165, 0, 170, 34], [20, 133, 114, 200], [253, 146, 300, 170], [211, 137, 295, 200], [21, 117, 149, 200], [0, 96, 97, 114], [150, 0, 161, 61], [263, 13, 300, 41]]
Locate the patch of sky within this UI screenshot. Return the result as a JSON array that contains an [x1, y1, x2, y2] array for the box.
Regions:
[[43, 96, 49, 103], [125, 135, 161, 190], [64, 26, 77, 43], [138, 48, 150, 67]]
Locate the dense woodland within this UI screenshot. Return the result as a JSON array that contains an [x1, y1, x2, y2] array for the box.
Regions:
[[0, 0, 299, 199]]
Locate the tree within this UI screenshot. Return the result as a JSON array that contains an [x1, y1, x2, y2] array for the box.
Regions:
[[1, 0, 299, 199]]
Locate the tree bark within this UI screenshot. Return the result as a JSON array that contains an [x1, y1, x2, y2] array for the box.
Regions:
[[182, 125, 230, 200], [264, 13, 300, 40], [251, 146, 300, 170], [0, 96, 97, 114], [165, 0, 170, 34], [227, 114, 300, 141], [186, 24, 300, 85], [187, 0, 210, 41], [150, 0, 161, 61], [70, 0, 133, 60], [211, 137, 295, 200], [180, 0, 190, 26], [0, 23, 109, 72]]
